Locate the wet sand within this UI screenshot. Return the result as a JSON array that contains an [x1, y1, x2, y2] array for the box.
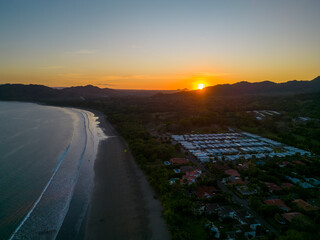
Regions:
[[84, 111, 170, 240]]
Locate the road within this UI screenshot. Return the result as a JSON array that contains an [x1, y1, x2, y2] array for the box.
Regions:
[[217, 182, 279, 236], [178, 143, 280, 236]]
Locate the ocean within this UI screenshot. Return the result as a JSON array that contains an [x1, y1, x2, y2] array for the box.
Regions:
[[0, 102, 106, 240]]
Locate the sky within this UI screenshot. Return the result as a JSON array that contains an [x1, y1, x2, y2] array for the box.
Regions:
[[0, 0, 319, 90]]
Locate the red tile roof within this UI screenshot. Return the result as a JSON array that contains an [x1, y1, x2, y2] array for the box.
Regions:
[[264, 199, 291, 211], [265, 182, 282, 192], [281, 212, 304, 222], [294, 160, 305, 165], [170, 158, 189, 164], [180, 175, 196, 184], [186, 169, 202, 177], [180, 169, 202, 184], [195, 186, 217, 199], [227, 177, 248, 186], [225, 169, 240, 177], [293, 199, 320, 211]]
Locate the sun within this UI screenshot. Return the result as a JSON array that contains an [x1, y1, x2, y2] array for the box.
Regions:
[[197, 83, 205, 90]]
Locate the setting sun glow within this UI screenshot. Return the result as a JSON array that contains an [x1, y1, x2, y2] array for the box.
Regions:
[[198, 83, 205, 90]]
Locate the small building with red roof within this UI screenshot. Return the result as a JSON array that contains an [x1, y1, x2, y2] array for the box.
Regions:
[[227, 176, 248, 186], [265, 182, 282, 192], [186, 169, 202, 177], [281, 212, 304, 222], [264, 199, 291, 212], [225, 169, 240, 177], [195, 186, 217, 199], [294, 160, 305, 165], [180, 169, 202, 184], [281, 182, 294, 189], [293, 199, 320, 211]]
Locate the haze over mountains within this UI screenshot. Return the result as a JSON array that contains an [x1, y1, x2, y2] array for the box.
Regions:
[[0, 76, 319, 101]]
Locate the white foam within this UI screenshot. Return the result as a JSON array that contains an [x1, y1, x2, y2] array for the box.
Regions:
[[9, 108, 106, 240]]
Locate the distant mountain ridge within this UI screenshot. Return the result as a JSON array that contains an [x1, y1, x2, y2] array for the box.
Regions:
[[0, 76, 320, 101], [200, 76, 320, 96], [0, 84, 115, 101]]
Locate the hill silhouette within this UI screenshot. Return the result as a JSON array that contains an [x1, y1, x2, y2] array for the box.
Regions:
[[0, 76, 319, 101], [197, 76, 320, 96], [0, 84, 115, 101]]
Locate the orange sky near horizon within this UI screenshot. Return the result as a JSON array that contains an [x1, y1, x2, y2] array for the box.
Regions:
[[1, 70, 319, 90]]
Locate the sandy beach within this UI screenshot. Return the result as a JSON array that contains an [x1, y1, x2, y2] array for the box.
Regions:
[[84, 111, 170, 240]]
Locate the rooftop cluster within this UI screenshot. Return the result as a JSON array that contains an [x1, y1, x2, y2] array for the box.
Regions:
[[172, 132, 310, 163]]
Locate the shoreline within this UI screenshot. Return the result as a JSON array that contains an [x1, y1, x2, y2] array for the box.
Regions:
[[84, 110, 170, 239]]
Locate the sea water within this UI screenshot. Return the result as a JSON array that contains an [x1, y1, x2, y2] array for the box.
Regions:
[[0, 102, 106, 240]]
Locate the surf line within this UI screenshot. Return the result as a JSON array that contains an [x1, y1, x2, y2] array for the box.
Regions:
[[9, 144, 71, 240]]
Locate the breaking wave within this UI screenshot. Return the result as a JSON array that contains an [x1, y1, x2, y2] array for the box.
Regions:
[[9, 108, 105, 240]]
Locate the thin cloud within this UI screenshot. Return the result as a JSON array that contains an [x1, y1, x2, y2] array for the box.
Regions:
[[96, 83, 117, 87], [64, 49, 97, 55], [192, 72, 231, 77], [41, 65, 63, 70]]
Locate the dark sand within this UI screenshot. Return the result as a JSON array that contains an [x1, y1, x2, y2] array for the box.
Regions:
[[84, 111, 170, 240]]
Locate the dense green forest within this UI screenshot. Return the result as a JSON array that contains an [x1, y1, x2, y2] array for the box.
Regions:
[[57, 91, 320, 154]]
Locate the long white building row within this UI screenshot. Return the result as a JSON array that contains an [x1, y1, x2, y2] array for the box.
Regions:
[[172, 132, 311, 163]]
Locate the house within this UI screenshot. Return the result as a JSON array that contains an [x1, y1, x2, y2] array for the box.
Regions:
[[195, 186, 217, 199], [236, 185, 257, 196], [305, 177, 320, 186], [180, 169, 202, 184], [294, 160, 305, 165], [265, 182, 282, 192], [286, 176, 301, 184], [188, 169, 202, 176], [299, 182, 314, 189], [170, 158, 189, 165], [264, 199, 291, 212], [293, 199, 320, 211], [225, 169, 240, 177], [218, 206, 236, 219], [281, 212, 304, 222], [228, 176, 248, 186], [205, 203, 220, 214], [281, 182, 294, 189], [180, 175, 196, 184]]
